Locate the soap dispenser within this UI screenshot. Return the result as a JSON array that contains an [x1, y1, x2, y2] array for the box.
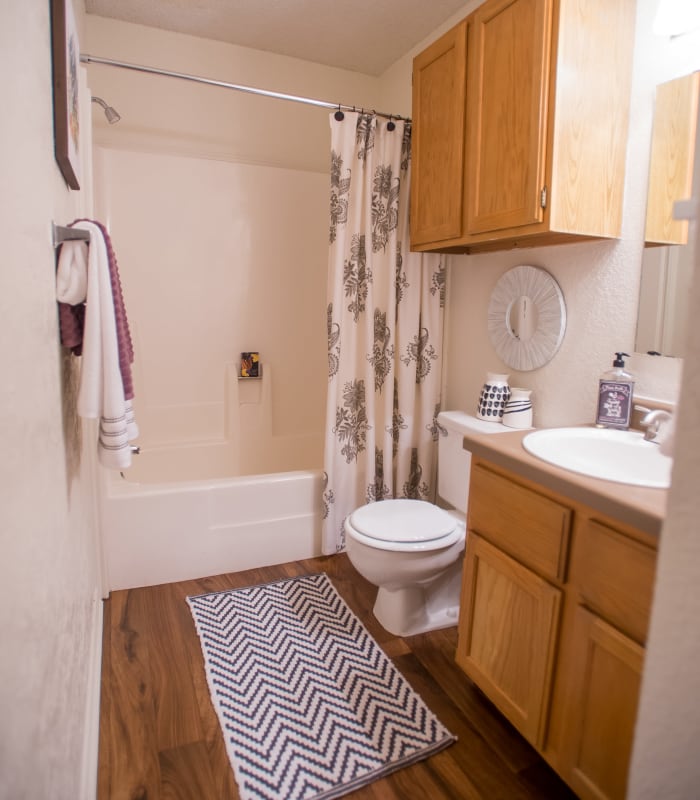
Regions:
[[596, 352, 635, 429]]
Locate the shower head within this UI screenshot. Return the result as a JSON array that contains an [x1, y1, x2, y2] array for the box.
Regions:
[[91, 96, 121, 124]]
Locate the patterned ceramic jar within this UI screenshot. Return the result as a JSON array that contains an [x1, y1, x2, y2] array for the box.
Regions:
[[502, 387, 533, 429], [476, 373, 511, 422]]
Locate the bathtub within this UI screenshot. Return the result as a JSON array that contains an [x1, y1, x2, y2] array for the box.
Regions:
[[99, 446, 324, 592]]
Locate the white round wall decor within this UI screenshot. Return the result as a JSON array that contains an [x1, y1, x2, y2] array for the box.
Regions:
[[487, 265, 567, 371]]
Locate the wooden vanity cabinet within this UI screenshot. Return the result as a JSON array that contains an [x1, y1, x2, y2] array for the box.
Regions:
[[410, 0, 637, 253], [456, 459, 658, 800]]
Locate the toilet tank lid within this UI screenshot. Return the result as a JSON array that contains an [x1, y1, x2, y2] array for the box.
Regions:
[[348, 499, 457, 543], [437, 410, 511, 435]]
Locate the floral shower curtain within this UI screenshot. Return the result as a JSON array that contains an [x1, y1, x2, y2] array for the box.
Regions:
[[322, 111, 447, 554]]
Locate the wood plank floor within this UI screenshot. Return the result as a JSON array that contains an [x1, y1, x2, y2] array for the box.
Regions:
[[98, 553, 579, 799]]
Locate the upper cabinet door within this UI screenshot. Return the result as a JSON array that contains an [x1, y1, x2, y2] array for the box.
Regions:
[[466, 0, 552, 235], [410, 20, 468, 246], [645, 72, 700, 246]]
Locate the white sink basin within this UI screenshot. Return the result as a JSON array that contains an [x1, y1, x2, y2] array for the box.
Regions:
[[522, 427, 672, 488]]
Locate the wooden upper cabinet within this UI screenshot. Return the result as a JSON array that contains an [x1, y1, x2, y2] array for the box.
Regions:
[[645, 72, 700, 246], [410, 21, 468, 246], [409, 0, 637, 253]]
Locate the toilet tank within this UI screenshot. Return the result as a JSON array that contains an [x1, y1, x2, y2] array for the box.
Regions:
[[436, 411, 510, 513]]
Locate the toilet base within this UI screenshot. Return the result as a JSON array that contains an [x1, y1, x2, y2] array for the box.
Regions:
[[372, 559, 463, 637]]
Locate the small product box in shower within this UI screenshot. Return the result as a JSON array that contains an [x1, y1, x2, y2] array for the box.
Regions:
[[240, 352, 261, 378]]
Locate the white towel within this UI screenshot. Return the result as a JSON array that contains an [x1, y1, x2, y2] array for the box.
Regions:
[[57, 221, 138, 469], [55, 237, 88, 304]]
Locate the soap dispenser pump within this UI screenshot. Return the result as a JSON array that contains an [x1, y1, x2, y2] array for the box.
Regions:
[[596, 352, 635, 429]]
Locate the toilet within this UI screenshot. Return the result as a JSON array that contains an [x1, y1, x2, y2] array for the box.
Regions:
[[345, 411, 508, 636]]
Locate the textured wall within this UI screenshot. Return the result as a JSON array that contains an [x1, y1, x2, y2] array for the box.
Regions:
[[382, 0, 687, 425], [0, 2, 104, 798], [627, 2, 700, 795]]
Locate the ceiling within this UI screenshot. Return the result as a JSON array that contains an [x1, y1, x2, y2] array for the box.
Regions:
[[83, 0, 468, 76]]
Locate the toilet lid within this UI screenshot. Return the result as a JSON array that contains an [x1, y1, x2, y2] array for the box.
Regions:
[[348, 499, 457, 544]]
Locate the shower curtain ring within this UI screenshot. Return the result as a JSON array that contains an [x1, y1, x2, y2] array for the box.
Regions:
[[387, 115, 396, 131], [334, 104, 345, 121]]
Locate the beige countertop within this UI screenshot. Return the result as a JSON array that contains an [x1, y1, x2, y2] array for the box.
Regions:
[[462, 426, 668, 537]]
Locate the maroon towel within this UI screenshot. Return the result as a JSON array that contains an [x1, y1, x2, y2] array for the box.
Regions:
[[58, 299, 85, 355]]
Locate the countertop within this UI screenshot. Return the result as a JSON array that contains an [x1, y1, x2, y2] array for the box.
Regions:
[[462, 426, 667, 537]]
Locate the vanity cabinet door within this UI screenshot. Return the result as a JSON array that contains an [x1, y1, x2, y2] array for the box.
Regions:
[[410, 20, 468, 247], [456, 533, 562, 748], [465, 0, 551, 235], [563, 607, 645, 800]]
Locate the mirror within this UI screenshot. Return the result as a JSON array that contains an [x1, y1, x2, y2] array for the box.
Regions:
[[488, 265, 566, 371], [507, 295, 539, 342], [636, 71, 700, 357], [637, 240, 694, 356]]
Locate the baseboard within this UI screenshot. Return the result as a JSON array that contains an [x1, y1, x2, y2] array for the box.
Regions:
[[79, 593, 104, 800]]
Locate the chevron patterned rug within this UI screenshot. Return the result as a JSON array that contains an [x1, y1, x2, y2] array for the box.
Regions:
[[187, 572, 456, 800]]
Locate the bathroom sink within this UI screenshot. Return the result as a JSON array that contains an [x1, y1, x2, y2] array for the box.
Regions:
[[522, 427, 672, 488]]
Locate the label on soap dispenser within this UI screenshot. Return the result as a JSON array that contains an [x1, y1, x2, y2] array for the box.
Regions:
[[596, 381, 634, 428]]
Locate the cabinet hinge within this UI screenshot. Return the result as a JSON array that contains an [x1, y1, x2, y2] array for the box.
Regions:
[[540, 186, 548, 209]]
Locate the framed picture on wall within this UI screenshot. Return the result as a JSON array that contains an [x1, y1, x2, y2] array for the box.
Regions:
[[50, 0, 81, 190]]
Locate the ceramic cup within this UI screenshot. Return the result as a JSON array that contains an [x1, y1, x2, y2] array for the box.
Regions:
[[502, 387, 533, 429], [476, 372, 511, 422]]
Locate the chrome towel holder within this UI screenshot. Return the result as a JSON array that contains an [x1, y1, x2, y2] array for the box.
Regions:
[[52, 222, 90, 248]]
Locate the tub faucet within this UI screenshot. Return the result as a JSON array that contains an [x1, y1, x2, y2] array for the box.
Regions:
[[640, 409, 673, 442]]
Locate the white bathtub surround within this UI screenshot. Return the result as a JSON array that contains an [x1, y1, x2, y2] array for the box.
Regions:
[[100, 467, 323, 590], [120, 364, 322, 483], [96, 359, 325, 591], [323, 112, 446, 553], [93, 146, 328, 463]]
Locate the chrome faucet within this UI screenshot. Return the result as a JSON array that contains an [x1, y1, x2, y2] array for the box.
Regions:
[[640, 409, 673, 442]]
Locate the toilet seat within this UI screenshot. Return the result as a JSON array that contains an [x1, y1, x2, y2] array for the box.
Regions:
[[346, 499, 464, 552]]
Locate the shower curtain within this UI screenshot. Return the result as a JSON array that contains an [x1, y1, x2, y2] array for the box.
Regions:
[[322, 111, 446, 554]]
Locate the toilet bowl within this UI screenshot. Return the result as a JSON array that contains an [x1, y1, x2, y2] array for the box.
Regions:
[[345, 499, 466, 636], [344, 411, 509, 637]]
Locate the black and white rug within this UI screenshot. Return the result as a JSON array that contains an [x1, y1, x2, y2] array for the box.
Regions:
[[187, 572, 456, 800]]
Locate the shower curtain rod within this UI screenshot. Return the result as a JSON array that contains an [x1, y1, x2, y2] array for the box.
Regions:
[[79, 54, 411, 122]]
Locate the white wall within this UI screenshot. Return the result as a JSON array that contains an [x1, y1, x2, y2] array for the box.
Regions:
[[629, 172, 700, 800], [83, 15, 382, 173], [0, 2, 104, 798], [626, 2, 700, 797]]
